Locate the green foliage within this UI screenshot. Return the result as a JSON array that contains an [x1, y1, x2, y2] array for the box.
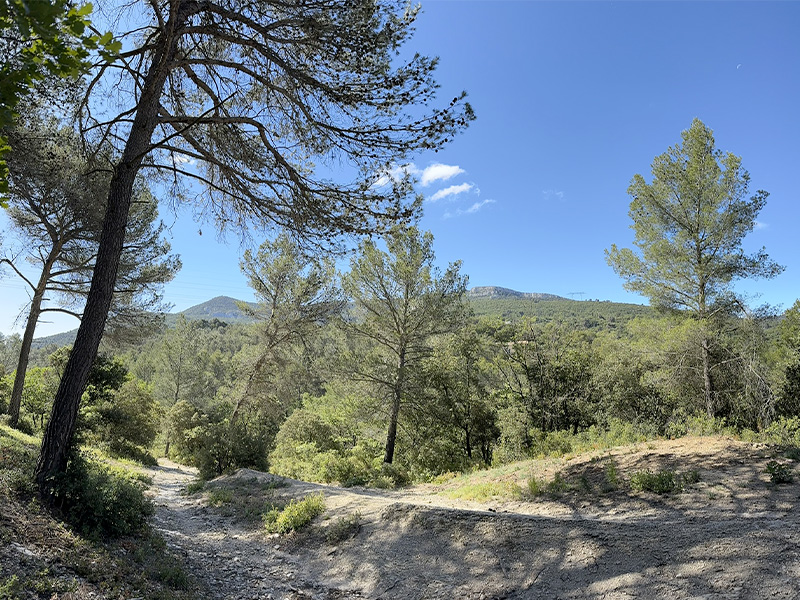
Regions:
[[263, 493, 325, 534], [49, 451, 154, 539], [325, 511, 362, 544], [207, 488, 233, 507], [82, 379, 160, 463], [765, 460, 793, 484], [602, 460, 620, 492], [0, 574, 21, 599], [0, 423, 39, 496], [0, 0, 118, 204], [629, 469, 700, 494], [167, 400, 273, 479], [629, 470, 678, 494], [183, 479, 205, 495]]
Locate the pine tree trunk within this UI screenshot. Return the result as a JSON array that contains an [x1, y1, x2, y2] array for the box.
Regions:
[[7, 246, 60, 428], [702, 337, 715, 418], [383, 389, 401, 464], [384, 348, 406, 464], [35, 15, 183, 500]]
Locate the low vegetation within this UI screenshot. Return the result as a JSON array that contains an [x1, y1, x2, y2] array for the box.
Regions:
[[0, 424, 200, 598], [263, 493, 326, 534]]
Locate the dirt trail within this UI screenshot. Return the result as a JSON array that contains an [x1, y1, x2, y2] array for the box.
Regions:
[[148, 438, 800, 599]]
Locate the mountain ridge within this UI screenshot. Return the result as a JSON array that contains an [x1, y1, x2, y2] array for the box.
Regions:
[[28, 287, 646, 348]]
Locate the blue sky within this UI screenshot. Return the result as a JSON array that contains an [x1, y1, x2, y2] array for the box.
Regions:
[[1, 1, 799, 336]]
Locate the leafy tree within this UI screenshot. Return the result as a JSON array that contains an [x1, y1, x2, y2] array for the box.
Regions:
[[1, 118, 179, 429], [37, 0, 472, 498], [495, 320, 596, 439], [606, 119, 783, 417], [779, 301, 800, 416], [424, 327, 499, 466], [0, 0, 119, 203], [235, 233, 343, 418], [341, 226, 468, 464]]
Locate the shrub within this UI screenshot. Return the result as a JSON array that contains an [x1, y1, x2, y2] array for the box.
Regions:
[[263, 493, 325, 534], [49, 451, 154, 539], [629, 469, 684, 494], [602, 460, 620, 492], [168, 401, 274, 479], [766, 460, 793, 484], [325, 512, 361, 544]]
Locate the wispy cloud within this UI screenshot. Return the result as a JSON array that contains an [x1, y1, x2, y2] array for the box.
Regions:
[[466, 199, 496, 214], [428, 182, 474, 202], [421, 163, 465, 186], [444, 198, 496, 219], [542, 189, 565, 202], [754, 221, 768, 230]]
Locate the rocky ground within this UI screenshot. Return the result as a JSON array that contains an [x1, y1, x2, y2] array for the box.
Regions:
[[148, 437, 800, 600]]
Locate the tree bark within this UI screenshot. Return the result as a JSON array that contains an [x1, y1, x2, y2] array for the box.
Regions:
[[7, 244, 61, 428], [702, 336, 715, 418], [384, 348, 406, 464], [35, 12, 183, 500]]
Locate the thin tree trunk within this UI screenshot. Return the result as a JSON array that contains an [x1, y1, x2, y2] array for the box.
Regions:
[[384, 348, 406, 464], [7, 245, 61, 428], [35, 15, 183, 500], [702, 337, 715, 418], [383, 389, 401, 464]]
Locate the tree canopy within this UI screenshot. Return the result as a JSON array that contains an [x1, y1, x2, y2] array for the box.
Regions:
[[606, 119, 783, 416], [36, 0, 473, 499]]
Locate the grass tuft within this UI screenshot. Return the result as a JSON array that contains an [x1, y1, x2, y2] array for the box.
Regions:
[[263, 493, 325, 534]]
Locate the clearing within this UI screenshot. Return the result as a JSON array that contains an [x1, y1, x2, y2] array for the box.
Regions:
[[148, 436, 800, 599]]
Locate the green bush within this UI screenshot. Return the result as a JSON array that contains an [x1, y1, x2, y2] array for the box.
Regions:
[[49, 451, 154, 539], [602, 460, 620, 492], [167, 401, 273, 479], [263, 493, 325, 534], [628, 468, 699, 493], [766, 460, 793, 484]]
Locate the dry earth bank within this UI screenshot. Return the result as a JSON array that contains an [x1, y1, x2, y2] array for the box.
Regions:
[[149, 437, 800, 599]]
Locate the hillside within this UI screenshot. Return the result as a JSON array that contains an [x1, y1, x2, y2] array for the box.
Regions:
[[148, 436, 798, 599], [29, 288, 652, 349]]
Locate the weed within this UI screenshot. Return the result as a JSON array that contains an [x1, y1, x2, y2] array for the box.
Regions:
[[325, 512, 362, 544], [766, 461, 793, 484], [682, 469, 701, 485], [527, 476, 545, 497], [263, 493, 325, 534], [601, 460, 620, 492], [784, 447, 800, 461], [547, 472, 569, 494], [207, 488, 234, 506], [629, 470, 678, 494], [183, 479, 205, 495], [0, 575, 21, 600]]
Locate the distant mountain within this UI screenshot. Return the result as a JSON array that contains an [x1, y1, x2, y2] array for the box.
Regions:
[[167, 295, 256, 324], [31, 296, 257, 349], [467, 286, 567, 301], [29, 288, 652, 348]]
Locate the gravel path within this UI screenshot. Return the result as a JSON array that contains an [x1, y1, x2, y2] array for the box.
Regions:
[[147, 439, 800, 599]]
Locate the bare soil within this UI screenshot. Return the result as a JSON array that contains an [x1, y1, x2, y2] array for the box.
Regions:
[[147, 437, 800, 599]]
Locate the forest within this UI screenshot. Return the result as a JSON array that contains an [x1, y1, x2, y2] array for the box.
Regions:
[[0, 0, 799, 564]]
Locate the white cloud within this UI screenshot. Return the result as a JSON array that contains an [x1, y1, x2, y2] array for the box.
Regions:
[[372, 163, 421, 188], [429, 182, 474, 202], [420, 163, 465, 186], [754, 220, 768, 230], [465, 199, 496, 214], [542, 189, 565, 202]]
